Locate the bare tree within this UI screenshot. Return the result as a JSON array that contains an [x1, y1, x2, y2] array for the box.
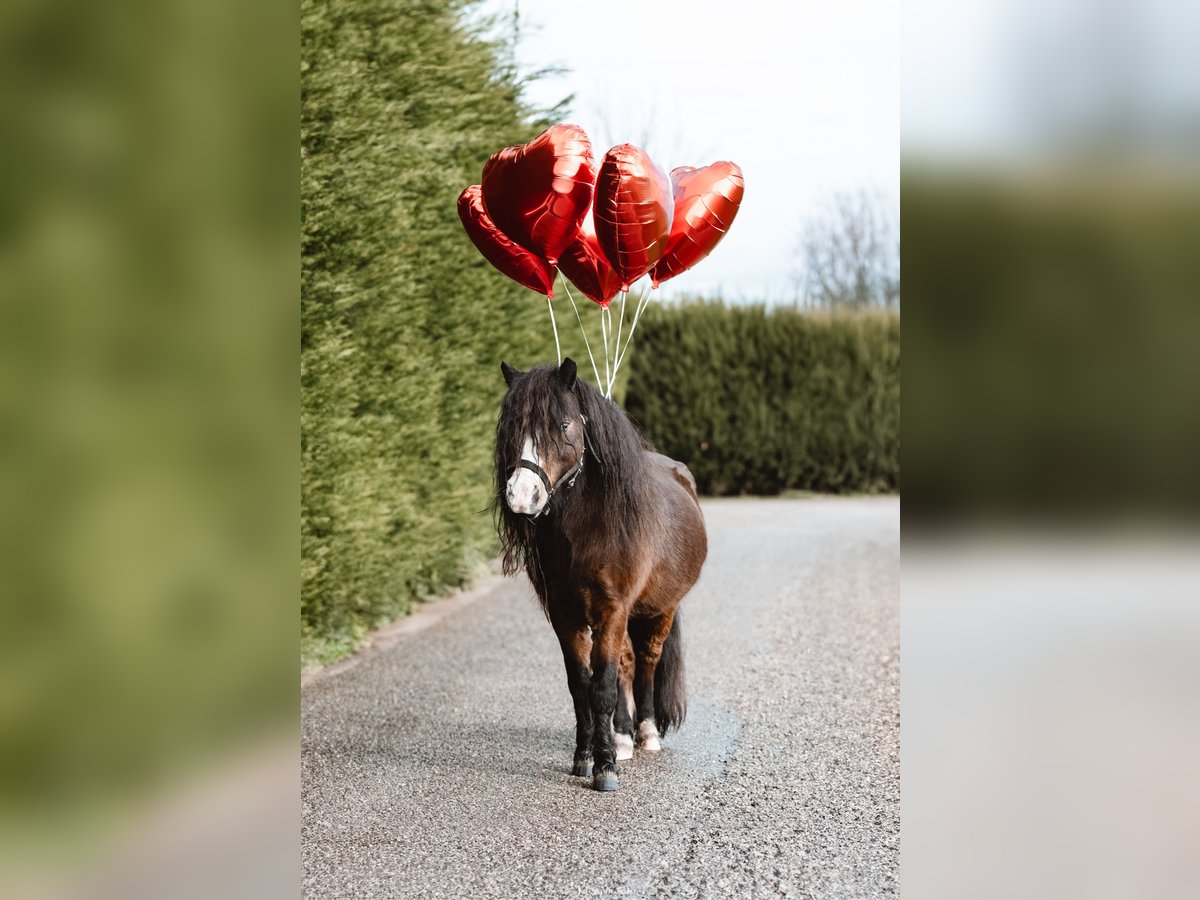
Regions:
[[584, 97, 708, 175], [795, 189, 899, 310]]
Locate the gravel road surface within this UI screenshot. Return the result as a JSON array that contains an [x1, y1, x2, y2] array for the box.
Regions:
[[302, 496, 899, 898]]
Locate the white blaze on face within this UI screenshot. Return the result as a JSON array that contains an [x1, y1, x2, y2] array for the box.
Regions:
[[505, 436, 547, 515]]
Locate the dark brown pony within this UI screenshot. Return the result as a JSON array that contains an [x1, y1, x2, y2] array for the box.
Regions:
[[494, 357, 707, 792]]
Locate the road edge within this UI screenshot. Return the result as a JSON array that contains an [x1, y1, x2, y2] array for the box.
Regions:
[[301, 569, 509, 690]]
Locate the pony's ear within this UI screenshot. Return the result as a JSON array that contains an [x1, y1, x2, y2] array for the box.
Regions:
[[557, 357, 577, 390], [501, 361, 521, 386]]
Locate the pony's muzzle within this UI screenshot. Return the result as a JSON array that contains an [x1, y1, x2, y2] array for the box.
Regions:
[[506, 468, 546, 516]]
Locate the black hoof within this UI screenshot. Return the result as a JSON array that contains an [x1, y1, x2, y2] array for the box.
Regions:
[[572, 756, 593, 777], [592, 769, 619, 792]]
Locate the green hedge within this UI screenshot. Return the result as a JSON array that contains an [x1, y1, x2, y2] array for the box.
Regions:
[[301, 0, 565, 665], [624, 302, 900, 495]]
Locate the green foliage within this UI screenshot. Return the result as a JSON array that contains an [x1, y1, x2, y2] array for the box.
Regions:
[[624, 302, 899, 495], [903, 171, 1200, 519], [301, 0, 569, 664]]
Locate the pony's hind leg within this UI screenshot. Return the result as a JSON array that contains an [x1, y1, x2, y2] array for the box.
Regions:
[[612, 632, 636, 761], [629, 611, 681, 752], [636, 719, 662, 753]]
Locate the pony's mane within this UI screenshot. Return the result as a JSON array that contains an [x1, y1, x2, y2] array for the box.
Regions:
[[493, 365, 650, 586]]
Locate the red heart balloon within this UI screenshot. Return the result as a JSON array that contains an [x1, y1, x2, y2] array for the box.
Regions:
[[593, 144, 674, 291], [458, 185, 556, 296], [651, 162, 745, 287], [558, 201, 623, 308], [480, 124, 595, 266]]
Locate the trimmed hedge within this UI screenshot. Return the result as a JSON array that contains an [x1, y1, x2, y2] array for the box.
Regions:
[[903, 172, 1200, 520], [301, 0, 563, 664], [624, 302, 899, 495]]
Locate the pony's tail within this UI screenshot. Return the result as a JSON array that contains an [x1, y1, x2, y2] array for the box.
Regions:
[[655, 613, 687, 735]]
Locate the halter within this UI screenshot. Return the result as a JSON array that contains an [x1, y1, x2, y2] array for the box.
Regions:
[[516, 416, 587, 520]]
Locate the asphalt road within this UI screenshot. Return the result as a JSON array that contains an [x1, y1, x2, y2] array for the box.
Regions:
[[302, 496, 899, 898]]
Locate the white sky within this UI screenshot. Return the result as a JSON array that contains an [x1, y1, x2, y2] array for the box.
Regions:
[[480, 0, 900, 302], [903, 0, 1200, 162]]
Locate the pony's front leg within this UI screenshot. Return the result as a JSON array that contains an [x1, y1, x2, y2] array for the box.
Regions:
[[588, 606, 629, 792], [551, 610, 594, 777]]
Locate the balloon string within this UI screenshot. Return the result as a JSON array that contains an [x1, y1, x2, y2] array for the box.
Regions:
[[606, 305, 616, 399], [547, 294, 561, 365], [613, 291, 627, 378], [562, 281, 602, 388], [606, 305, 613, 399], [607, 305, 617, 399], [613, 283, 651, 377], [600, 304, 611, 395], [609, 304, 619, 400], [611, 284, 652, 381]]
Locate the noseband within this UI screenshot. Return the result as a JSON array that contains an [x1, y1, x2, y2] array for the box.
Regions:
[[515, 417, 587, 520]]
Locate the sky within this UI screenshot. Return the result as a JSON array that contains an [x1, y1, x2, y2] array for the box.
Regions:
[[477, 0, 900, 302], [903, 0, 1200, 162]]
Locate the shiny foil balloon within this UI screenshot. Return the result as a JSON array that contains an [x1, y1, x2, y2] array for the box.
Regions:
[[480, 124, 595, 266], [458, 185, 556, 296], [557, 202, 623, 308], [593, 144, 674, 291], [650, 162, 745, 287]]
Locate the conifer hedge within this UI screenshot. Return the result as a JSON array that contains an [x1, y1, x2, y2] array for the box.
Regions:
[[624, 303, 900, 495], [301, 0, 564, 664]]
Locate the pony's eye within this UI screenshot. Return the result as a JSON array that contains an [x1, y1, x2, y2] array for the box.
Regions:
[[560, 421, 569, 432]]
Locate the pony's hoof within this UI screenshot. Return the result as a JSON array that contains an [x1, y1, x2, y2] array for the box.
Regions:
[[571, 756, 593, 777], [614, 732, 634, 761], [636, 721, 662, 752], [592, 769, 619, 792]]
